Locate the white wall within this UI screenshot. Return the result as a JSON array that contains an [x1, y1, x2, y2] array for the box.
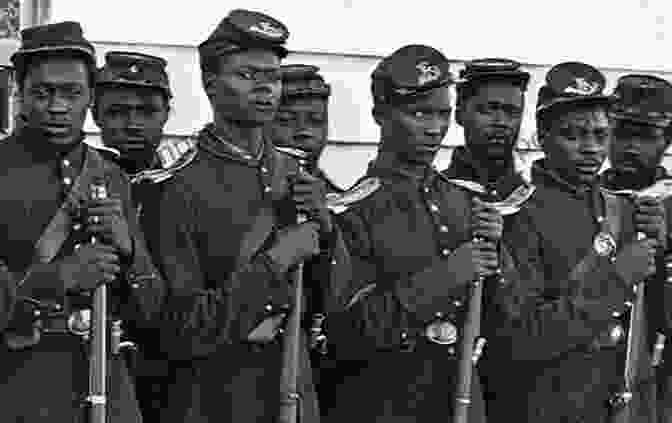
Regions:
[[7, 0, 672, 187]]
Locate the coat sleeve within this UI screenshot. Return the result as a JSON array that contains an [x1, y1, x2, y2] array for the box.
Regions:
[[489, 210, 634, 362], [0, 261, 16, 332], [325, 205, 471, 362], [146, 180, 292, 360]]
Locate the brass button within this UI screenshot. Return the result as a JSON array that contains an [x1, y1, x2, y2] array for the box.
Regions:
[[441, 248, 451, 257], [439, 225, 449, 233], [453, 300, 462, 307], [63, 177, 72, 186], [264, 186, 271, 193], [429, 204, 439, 213], [62, 159, 71, 167], [261, 167, 268, 173], [265, 304, 273, 312], [434, 311, 444, 319], [72, 223, 82, 231]]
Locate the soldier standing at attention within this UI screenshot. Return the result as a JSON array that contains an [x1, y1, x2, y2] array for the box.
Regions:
[[602, 74, 672, 423], [324, 44, 506, 423], [141, 9, 349, 423], [93, 50, 190, 423], [440, 57, 533, 418], [498, 62, 663, 422], [0, 21, 164, 422]]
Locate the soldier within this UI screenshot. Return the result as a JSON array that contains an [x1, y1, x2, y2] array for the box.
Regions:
[[602, 74, 672, 423], [324, 44, 507, 423], [93, 51, 186, 423], [498, 62, 663, 422], [0, 21, 164, 422], [267, 63, 344, 415], [141, 9, 349, 423], [269, 64, 343, 194], [441, 58, 532, 418]]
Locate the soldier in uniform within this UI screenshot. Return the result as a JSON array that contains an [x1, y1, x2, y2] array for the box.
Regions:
[[267, 63, 345, 415], [93, 51, 185, 423], [269, 64, 343, 194], [602, 74, 672, 423], [498, 62, 663, 422], [141, 9, 349, 423], [440, 57, 532, 418], [0, 21, 164, 422], [325, 44, 506, 423]]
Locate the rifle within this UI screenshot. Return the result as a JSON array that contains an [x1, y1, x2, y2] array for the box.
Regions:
[[278, 148, 310, 423], [450, 184, 535, 423], [87, 179, 108, 423]]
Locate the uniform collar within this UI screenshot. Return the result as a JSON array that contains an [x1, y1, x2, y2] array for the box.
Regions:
[[531, 159, 597, 197], [198, 122, 266, 166], [442, 146, 524, 199], [15, 127, 86, 164], [366, 156, 438, 186]]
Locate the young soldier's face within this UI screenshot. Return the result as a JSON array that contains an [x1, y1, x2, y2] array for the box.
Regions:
[[270, 96, 328, 161], [459, 81, 524, 164], [378, 85, 452, 166], [541, 105, 611, 185], [21, 57, 91, 146], [95, 86, 169, 163], [210, 49, 282, 125], [610, 120, 669, 174]]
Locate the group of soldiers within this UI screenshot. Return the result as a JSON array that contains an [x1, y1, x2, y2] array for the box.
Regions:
[[1, 6, 672, 423]]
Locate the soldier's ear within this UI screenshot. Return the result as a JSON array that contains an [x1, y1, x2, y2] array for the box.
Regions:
[[372, 104, 383, 126], [202, 73, 218, 99]]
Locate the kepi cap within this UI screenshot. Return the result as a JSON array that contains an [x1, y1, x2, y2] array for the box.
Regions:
[[372, 44, 453, 105], [11, 21, 95, 67], [611, 74, 672, 128], [458, 58, 530, 90], [536, 61, 610, 115], [199, 9, 289, 65], [97, 51, 172, 98], [281, 64, 330, 99]]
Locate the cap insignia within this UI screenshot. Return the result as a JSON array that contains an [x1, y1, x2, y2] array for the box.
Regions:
[[249, 21, 284, 38], [565, 77, 599, 96], [129, 64, 139, 74], [416, 61, 441, 86]]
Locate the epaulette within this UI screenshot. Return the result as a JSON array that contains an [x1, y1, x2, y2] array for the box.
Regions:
[[130, 137, 198, 184], [602, 178, 672, 201], [326, 176, 381, 214], [444, 176, 536, 216]]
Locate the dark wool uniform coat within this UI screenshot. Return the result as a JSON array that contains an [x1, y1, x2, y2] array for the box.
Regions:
[[489, 160, 659, 423], [325, 151, 527, 423], [141, 126, 350, 423], [602, 166, 672, 423], [0, 130, 165, 423]]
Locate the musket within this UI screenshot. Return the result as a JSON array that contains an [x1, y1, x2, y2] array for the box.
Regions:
[[277, 147, 310, 423], [450, 184, 534, 423], [87, 179, 108, 423]]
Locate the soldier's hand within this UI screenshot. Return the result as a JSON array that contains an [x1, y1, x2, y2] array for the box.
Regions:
[[85, 197, 133, 257], [290, 171, 333, 234], [471, 198, 504, 242], [266, 222, 321, 276], [633, 196, 667, 246], [613, 238, 657, 286], [59, 243, 121, 292]]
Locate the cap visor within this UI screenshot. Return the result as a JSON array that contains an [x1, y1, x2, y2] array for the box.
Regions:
[[536, 95, 613, 115]]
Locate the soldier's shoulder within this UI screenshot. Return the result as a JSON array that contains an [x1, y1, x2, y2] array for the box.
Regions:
[[132, 137, 200, 186]]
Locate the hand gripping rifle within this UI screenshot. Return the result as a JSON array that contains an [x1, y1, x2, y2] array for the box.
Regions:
[[605, 180, 672, 423], [450, 183, 535, 423], [277, 147, 311, 423], [87, 179, 108, 423]]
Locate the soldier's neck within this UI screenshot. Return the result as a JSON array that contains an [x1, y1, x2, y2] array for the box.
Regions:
[[375, 151, 431, 180], [212, 118, 264, 157]]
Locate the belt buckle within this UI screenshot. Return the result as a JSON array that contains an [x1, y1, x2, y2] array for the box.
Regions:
[[67, 309, 92, 337], [425, 319, 458, 345], [592, 322, 625, 350]]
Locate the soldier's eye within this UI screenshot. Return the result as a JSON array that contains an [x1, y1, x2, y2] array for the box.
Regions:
[[237, 70, 254, 80]]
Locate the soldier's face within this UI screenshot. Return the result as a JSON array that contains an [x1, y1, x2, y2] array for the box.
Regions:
[[21, 57, 91, 146], [269, 96, 328, 161], [610, 120, 669, 174], [210, 49, 282, 125], [459, 82, 524, 165], [541, 105, 611, 186], [378, 86, 452, 166], [95, 86, 169, 166]]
